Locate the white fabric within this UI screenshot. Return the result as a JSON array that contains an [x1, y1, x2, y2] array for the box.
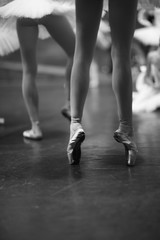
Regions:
[[0, 0, 75, 56], [0, 0, 75, 19], [2, 0, 156, 56], [134, 27, 160, 46], [0, 0, 109, 56], [0, 18, 19, 55]]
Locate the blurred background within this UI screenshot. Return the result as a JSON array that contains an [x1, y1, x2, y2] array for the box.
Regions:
[[0, 9, 160, 85], [0, 38, 69, 82], [1, 9, 160, 108], [1, 7, 160, 240]]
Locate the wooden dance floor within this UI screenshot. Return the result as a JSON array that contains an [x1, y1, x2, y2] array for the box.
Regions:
[[0, 75, 160, 240]]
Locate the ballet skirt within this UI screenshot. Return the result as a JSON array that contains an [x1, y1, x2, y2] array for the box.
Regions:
[[0, 0, 110, 56], [0, 0, 75, 56], [0, 0, 75, 19], [1, 0, 147, 57]]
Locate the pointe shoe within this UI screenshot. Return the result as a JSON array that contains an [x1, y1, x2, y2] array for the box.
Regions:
[[23, 129, 43, 140], [67, 127, 85, 165], [61, 107, 71, 122], [113, 131, 138, 166]]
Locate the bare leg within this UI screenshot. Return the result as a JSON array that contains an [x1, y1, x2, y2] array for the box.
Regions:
[[109, 0, 138, 131], [41, 14, 75, 121], [67, 0, 103, 164], [109, 0, 138, 165], [17, 19, 42, 139], [71, 0, 103, 121]]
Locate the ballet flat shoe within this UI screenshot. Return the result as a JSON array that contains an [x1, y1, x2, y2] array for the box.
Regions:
[[23, 129, 43, 140]]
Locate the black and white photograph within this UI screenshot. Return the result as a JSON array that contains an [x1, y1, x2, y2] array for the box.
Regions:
[[0, 0, 160, 239]]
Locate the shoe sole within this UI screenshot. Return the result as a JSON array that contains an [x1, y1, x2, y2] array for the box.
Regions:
[[68, 132, 85, 165]]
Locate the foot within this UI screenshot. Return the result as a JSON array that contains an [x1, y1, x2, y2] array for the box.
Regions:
[[113, 124, 138, 166], [67, 122, 85, 165], [0, 118, 5, 124], [23, 122, 43, 140], [61, 106, 71, 122]]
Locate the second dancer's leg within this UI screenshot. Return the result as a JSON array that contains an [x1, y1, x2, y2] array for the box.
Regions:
[[67, 0, 103, 164], [41, 14, 75, 121], [17, 19, 42, 140], [109, 0, 138, 165]]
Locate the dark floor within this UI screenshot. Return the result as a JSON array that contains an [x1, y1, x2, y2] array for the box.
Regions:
[[0, 75, 160, 240]]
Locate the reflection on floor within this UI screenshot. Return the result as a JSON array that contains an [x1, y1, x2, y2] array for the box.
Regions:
[[0, 76, 160, 240]]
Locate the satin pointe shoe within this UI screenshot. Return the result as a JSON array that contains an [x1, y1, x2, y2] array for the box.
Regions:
[[61, 107, 71, 122], [113, 130, 138, 166], [23, 122, 43, 140], [67, 127, 85, 165]]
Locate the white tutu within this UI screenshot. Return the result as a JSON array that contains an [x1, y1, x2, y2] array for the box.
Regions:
[[0, 0, 75, 56], [1, 0, 142, 57], [0, 0, 75, 19], [0, 0, 110, 56], [0, 18, 19, 56]]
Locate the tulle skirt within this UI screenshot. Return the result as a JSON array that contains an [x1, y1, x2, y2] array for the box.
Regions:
[[1, 0, 160, 56], [0, 0, 75, 19], [0, 0, 110, 56], [0, 0, 75, 56], [1, 0, 160, 20]]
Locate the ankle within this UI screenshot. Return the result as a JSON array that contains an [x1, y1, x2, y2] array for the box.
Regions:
[[31, 121, 41, 131], [70, 118, 83, 138], [71, 117, 81, 124], [117, 120, 134, 136], [31, 120, 40, 126]]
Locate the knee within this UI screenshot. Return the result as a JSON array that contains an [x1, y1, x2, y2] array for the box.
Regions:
[[23, 64, 37, 78], [74, 57, 91, 72], [111, 44, 130, 64], [65, 39, 75, 59], [21, 50, 37, 77]]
